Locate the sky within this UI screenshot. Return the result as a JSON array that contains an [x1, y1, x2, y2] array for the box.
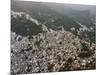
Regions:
[[22, 0, 96, 5]]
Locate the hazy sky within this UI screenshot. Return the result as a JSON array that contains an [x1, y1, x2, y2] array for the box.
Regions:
[[22, 0, 96, 5]]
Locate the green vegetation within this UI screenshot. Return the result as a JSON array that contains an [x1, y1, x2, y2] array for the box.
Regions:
[[11, 15, 43, 36]]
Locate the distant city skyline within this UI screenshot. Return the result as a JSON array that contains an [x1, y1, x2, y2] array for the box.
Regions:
[[21, 0, 96, 5]]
